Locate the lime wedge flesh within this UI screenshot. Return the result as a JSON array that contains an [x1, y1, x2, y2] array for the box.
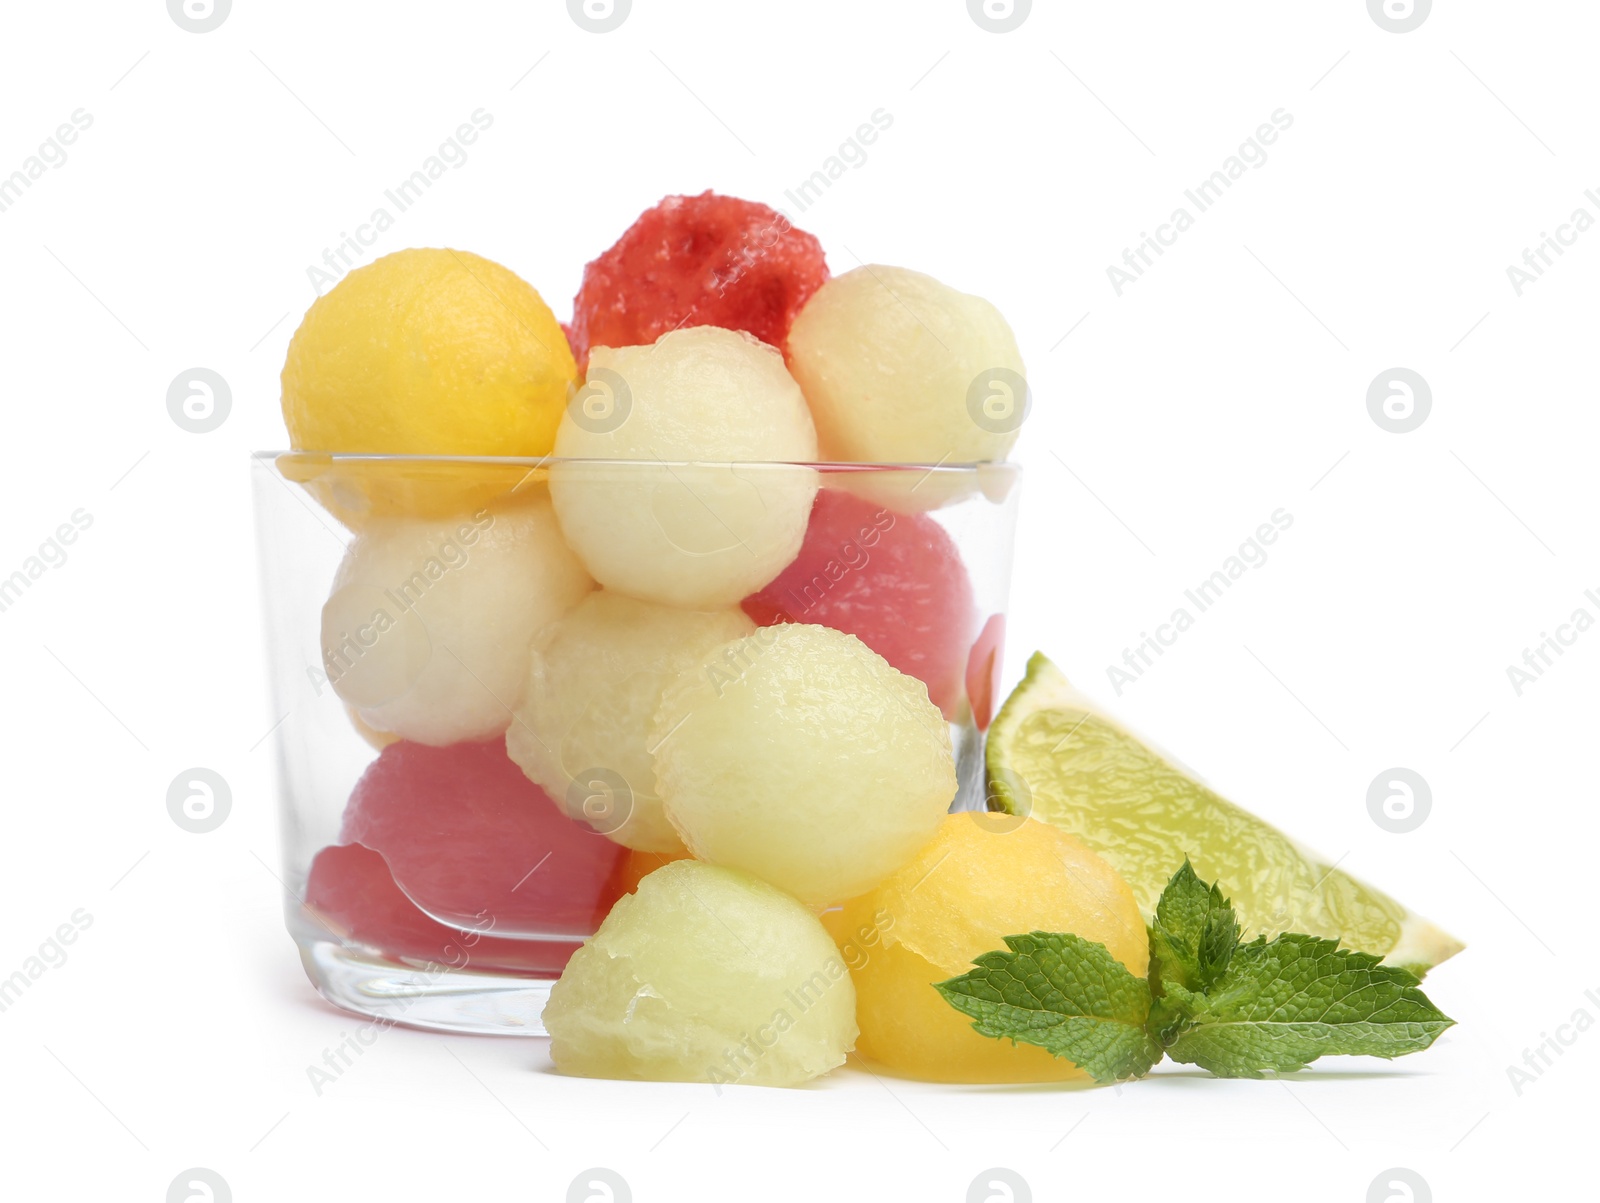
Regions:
[[987, 653, 1462, 975]]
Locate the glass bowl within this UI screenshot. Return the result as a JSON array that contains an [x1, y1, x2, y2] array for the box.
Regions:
[[252, 453, 1021, 1034]]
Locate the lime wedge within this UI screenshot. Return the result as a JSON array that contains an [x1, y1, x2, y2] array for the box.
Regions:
[[987, 653, 1462, 975]]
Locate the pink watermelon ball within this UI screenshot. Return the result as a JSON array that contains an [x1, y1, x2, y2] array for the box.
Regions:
[[742, 489, 977, 716], [336, 739, 626, 938], [305, 843, 581, 975]]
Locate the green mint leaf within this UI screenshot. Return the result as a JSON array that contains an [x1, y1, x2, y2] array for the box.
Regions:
[[1163, 933, 1456, 1078], [1148, 859, 1241, 994], [1147, 979, 1205, 1047], [934, 931, 1163, 1082]]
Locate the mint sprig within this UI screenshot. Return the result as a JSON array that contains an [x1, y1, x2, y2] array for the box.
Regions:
[[934, 931, 1162, 1082], [1161, 933, 1455, 1077], [1148, 859, 1240, 992], [934, 860, 1456, 1082]]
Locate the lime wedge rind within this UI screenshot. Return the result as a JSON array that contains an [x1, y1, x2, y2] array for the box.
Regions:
[[987, 652, 1463, 975]]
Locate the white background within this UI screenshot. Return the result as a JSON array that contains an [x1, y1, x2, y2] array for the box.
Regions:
[[0, 1, 1593, 1200]]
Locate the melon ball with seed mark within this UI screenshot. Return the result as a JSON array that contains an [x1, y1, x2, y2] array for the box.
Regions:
[[651, 623, 956, 906], [322, 498, 593, 747], [544, 860, 857, 1086], [835, 813, 1147, 1083], [507, 591, 754, 854], [786, 265, 1027, 464], [548, 326, 818, 608]]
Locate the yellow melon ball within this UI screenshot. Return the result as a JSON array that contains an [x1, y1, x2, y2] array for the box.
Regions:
[[545, 860, 857, 1087], [507, 591, 754, 853], [786, 265, 1027, 465], [280, 249, 576, 526], [548, 326, 818, 608], [651, 623, 955, 906], [835, 813, 1147, 1083], [283, 248, 575, 456]]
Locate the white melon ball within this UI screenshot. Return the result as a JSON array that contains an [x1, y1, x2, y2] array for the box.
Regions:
[[548, 326, 818, 608], [545, 860, 857, 1086], [786, 265, 1028, 465], [507, 591, 754, 853], [321, 499, 593, 746], [651, 623, 956, 906]]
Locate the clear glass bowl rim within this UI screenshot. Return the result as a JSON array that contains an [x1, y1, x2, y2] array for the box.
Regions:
[[252, 451, 1021, 477]]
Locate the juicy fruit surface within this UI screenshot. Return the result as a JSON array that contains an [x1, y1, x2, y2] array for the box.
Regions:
[[742, 489, 976, 716], [508, 591, 754, 853], [544, 861, 857, 1086], [651, 623, 956, 906], [989, 654, 1464, 972], [549, 327, 819, 607], [569, 192, 828, 367], [786, 264, 1027, 464], [338, 739, 626, 936], [835, 814, 1148, 1083], [305, 844, 579, 975], [322, 497, 592, 746], [282, 248, 576, 459]]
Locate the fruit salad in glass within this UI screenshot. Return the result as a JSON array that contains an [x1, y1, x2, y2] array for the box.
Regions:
[[256, 193, 1027, 1044], [257, 192, 1458, 1087]]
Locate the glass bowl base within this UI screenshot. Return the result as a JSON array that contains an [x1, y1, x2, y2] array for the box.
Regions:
[[297, 936, 556, 1036]]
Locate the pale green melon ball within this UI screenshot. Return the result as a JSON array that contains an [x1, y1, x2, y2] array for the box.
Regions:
[[548, 326, 819, 608], [786, 264, 1027, 465], [544, 860, 857, 1086], [321, 498, 592, 746], [651, 623, 956, 906], [507, 591, 754, 853]]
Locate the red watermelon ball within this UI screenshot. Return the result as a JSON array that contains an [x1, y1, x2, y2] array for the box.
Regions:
[[334, 739, 626, 938], [742, 489, 978, 716], [305, 843, 585, 976], [569, 191, 828, 366]]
